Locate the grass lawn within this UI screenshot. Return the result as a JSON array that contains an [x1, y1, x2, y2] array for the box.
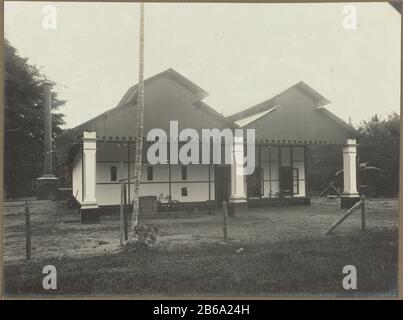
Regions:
[[3, 197, 398, 297], [3, 228, 398, 297]]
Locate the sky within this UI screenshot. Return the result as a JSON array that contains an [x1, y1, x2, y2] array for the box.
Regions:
[[4, 1, 401, 129]]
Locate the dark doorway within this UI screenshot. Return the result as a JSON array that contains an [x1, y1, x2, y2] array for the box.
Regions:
[[247, 167, 262, 198], [215, 165, 231, 203], [280, 166, 293, 197]]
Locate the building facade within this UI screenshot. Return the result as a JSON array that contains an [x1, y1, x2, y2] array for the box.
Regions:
[[56, 69, 360, 221]]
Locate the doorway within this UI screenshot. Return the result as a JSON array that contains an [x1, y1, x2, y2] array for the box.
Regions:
[[280, 166, 293, 197]]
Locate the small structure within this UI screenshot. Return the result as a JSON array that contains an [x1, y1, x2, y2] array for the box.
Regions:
[[55, 69, 360, 221], [36, 82, 58, 200]]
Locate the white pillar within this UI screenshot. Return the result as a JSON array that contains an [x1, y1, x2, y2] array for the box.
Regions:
[[82, 131, 98, 208], [229, 133, 247, 214], [341, 139, 359, 208], [342, 139, 358, 196]]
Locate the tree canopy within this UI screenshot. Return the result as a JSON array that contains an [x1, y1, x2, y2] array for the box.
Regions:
[[5, 39, 66, 198], [357, 112, 400, 195]]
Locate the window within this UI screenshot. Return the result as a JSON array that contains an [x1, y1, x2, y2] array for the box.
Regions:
[[181, 187, 188, 197], [110, 166, 117, 182], [293, 168, 299, 194], [181, 166, 187, 180], [147, 166, 153, 181]]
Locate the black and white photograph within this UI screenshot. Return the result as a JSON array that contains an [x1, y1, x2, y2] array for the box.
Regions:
[[1, 1, 401, 299]]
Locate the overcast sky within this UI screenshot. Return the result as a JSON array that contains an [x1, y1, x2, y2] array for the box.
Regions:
[[5, 1, 401, 129]]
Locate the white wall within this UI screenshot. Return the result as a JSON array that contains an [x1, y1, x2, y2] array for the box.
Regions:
[[95, 162, 213, 206], [72, 149, 83, 204], [91, 146, 307, 206]]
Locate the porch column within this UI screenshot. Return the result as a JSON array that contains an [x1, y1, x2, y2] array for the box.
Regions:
[[80, 131, 99, 223], [341, 139, 360, 209], [229, 133, 248, 215]]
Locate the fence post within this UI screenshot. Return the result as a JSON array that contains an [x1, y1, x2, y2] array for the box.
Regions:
[[24, 201, 31, 260], [123, 184, 128, 241], [120, 182, 124, 246], [120, 162, 124, 246], [361, 195, 366, 231], [222, 201, 228, 242]]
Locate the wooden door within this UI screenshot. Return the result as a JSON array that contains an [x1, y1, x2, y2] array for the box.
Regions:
[[280, 166, 293, 196]]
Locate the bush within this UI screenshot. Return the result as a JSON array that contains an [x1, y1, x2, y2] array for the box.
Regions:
[[125, 225, 159, 252]]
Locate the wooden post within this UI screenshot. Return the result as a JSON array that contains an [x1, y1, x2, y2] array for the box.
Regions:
[[120, 161, 124, 246], [222, 201, 228, 242], [120, 182, 124, 246], [24, 201, 31, 260], [361, 195, 366, 231], [127, 142, 131, 206], [123, 184, 128, 241], [129, 2, 145, 239], [323, 199, 362, 235]]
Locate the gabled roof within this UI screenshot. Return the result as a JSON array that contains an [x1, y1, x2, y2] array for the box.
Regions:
[[116, 68, 209, 108], [228, 81, 330, 122], [294, 81, 331, 107], [56, 68, 214, 142], [316, 106, 358, 137], [228, 81, 358, 139]]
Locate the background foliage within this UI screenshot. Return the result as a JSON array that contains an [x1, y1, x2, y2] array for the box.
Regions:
[[5, 40, 65, 198]]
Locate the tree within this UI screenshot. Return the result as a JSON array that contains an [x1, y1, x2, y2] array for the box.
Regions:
[[129, 2, 145, 241], [4, 39, 65, 198], [357, 113, 400, 195]]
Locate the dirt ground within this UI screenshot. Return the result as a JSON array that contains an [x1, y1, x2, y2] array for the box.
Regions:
[[2, 197, 399, 264]]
